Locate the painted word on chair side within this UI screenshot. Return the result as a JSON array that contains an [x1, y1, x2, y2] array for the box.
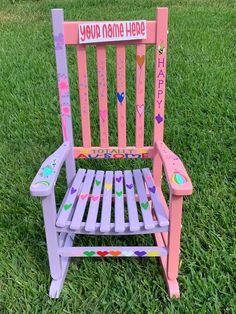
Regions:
[[78, 21, 147, 44]]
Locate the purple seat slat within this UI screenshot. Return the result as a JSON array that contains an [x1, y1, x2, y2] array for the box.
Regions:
[[124, 170, 140, 231], [85, 171, 105, 232], [114, 170, 125, 232], [56, 168, 86, 228], [70, 170, 95, 230], [142, 168, 169, 227], [100, 171, 113, 232], [133, 169, 155, 230]]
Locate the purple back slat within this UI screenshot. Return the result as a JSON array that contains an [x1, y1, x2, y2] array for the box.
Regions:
[[56, 168, 86, 227], [142, 168, 169, 227], [114, 171, 125, 232], [85, 171, 105, 232], [100, 171, 113, 232], [70, 170, 95, 230], [124, 170, 140, 231], [133, 169, 155, 229]]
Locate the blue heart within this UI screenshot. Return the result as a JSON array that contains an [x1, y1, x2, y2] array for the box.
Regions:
[[117, 92, 125, 104]]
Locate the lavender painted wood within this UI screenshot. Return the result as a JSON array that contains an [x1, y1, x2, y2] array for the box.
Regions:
[[85, 171, 105, 232], [51, 9, 76, 185], [59, 246, 168, 257], [124, 170, 140, 231], [56, 168, 86, 228], [133, 169, 155, 229], [100, 171, 113, 232], [142, 168, 169, 227], [114, 171, 125, 232], [70, 170, 95, 230]]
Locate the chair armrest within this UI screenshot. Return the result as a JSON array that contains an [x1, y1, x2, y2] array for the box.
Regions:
[[155, 141, 193, 196], [30, 142, 71, 197]]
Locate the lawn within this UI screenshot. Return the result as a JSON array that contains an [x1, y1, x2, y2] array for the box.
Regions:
[[0, 0, 235, 313]]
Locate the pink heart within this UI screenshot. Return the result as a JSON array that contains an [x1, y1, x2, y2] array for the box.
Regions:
[[80, 193, 88, 200], [146, 176, 152, 181], [100, 110, 107, 122], [91, 195, 99, 202], [136, 104, 144, 116]]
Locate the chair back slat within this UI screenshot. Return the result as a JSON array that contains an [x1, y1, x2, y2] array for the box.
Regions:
[[77, 45, 91, 147], [153, 8, 168, 143], [116, 44, 126, 147], [96, 45, 109, 147], [135, 44, 146, 147]]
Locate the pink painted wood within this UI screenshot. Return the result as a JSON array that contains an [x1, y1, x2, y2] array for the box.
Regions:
[[96, 45, 109, 147], [116, 45, 126, 147], [135, 44, 146, 147], [77, 45, 91, 147]]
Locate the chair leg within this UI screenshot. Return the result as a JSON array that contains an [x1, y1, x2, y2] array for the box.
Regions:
[[42, 193, 62, 280], [49, 234, 75, 298]]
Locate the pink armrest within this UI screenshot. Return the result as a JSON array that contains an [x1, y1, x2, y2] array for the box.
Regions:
[[156, 141, 193, 196], [30, 142, 71, 197]]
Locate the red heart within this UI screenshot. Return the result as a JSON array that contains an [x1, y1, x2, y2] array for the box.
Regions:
[[97, 251, 109, 257]]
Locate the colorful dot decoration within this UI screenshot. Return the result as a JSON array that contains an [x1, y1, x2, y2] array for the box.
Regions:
[[172, 173, 187, 185]]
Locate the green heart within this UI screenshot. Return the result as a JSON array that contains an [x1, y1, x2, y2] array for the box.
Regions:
[[83, 251, 96, 257], [141, 202, 149, 210], [116, 191, 122, 197], [64, 203, 72, 211], [95, 180, 101, 186]]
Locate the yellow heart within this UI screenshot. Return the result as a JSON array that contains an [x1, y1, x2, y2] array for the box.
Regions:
[[138, 149, 147, 154], [81, 149, 89, 154], [105, 184, 112, 190], [147, 251, 160, 257]]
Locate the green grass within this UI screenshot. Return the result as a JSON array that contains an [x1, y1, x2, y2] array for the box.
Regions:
[[0, 0, 235, 312]]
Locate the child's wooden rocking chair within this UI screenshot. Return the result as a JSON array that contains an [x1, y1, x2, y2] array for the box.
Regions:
[[30, 7, 193, 298]]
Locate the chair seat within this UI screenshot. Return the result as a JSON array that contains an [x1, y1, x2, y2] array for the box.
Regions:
[[56, 168, 169, 234]]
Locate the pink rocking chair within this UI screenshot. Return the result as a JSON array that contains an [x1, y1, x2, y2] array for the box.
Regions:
[[30, 7, 193, 298]]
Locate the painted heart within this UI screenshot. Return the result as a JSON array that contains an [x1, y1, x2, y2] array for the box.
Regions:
[[126, 184, 133, 189], [80, 193, 88, 200], [64, 203, 72, 211], [117, 92, 125, 104], [110, 251, 122, 256], [116, 176, 122, 183], [155, 113, 163, 124], [146, 176, 152, 181], [105, 183, 112, 190], [141, 202, 149, 210], [134, 251, 146, 257], [136, 104, 144, 116], [122, 251, 133, 256], [70, 187, 77, 195], [95, 180, 101, 186], [136, 55, 145, 68], [116, 191, 122, 197], [147, 251, 160, 257], [97, 251, 109, 257], [83, 251, 96, 257], [148, 186, 156, 194], [100, 110, 107, 122], [91, 195, 99, 202]]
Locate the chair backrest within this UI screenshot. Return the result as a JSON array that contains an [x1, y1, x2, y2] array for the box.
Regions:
[[52, 8, 168, 160]]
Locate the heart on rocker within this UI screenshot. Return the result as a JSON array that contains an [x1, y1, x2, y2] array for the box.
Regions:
[[97, 251, 109, 257], [116, 191, 122, 197], [134, 251, 146, 257], [95, 180, 101, 186], [116, 176, 122, 183], [80, 193, 88, 200], [100, 110, 107, 122], [126, 184, 133, 190], [105, 183, 112, 190], [70, 187, 77, 195], [141, 202, 149, 210], [147, 251, 160, 257], [148, 186, 156, 194], [83, 251, 96, 257], [110, 251, 122, 256], [136, 104, 144, 116], [117, 92, 125, 104], [91, 195, 99, 202], [64, 203, 72, 211], [136, 55, 145, 68], [122, 250, 133, 256]]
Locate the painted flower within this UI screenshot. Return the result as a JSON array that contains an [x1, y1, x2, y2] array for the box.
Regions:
[[58, 79, 69, 93], [54, 33, 64, 50]]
